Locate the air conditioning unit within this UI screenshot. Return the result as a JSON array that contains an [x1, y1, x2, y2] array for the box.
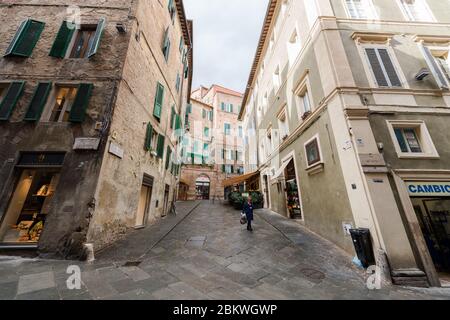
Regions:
[[415, 68, 430, 81]]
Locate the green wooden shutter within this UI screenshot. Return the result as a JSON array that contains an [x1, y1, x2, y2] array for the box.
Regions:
[[49, 21, 75, 58], [68, 83, 93, 123], [162, 27, 170, 61], [87, 18, 106, 58], [165, 147, 172, 170], [145, 123, 153, 151], [0, 81, 26, 121], [24, 82, 52, 121], [170, 106, 175, 129], [5, 19, 45, 57], [175, 114, 182, 131], [153, 82, 164, 121], [222, 165, 226, 173], [157, 134, 165, 158]]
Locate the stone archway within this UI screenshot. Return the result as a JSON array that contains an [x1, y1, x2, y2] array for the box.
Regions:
[[196, 174, 211, 200]]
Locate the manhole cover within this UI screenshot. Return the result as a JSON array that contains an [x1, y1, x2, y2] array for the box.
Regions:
[[301, 268, 326, 280], [123, 261, 142, 267]]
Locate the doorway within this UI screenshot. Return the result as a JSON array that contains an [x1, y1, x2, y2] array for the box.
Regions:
[[163, 184, 170, 216], [284, 160, 302, 219], [263, 175, 270, 208], [412, 197, 450, 282], [196, 175, 210, 200], [135, 175, 153, 228], [0, 169, 60, 244]]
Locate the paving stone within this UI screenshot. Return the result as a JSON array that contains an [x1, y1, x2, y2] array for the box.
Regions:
[[17, 271, 56, 295], [16, 287, 60, 300], [0, 281, 17, 300], [119, 266, 151, 282]]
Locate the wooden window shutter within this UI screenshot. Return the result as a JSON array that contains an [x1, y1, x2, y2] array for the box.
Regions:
[[153, 82, 164, 121], [377, 49, 401, 87], [222, 165, 226, 173], [175, 114, 182, 131], [49, 21, 75, 58], [5, 19, 45, 57], [157, 134, 165, 159], [165, 147, 172, 170], [68, 83, 94, 123], [365, 48, 389, 87], [145, 123, 153, 151], [420, 45, 449, 89], [87, 18, 106, 58], [24, 82, 52, 121], [0, 81, 26, 121], [170, 106, 176, 129]]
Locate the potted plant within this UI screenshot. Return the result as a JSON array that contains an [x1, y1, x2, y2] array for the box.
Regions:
[[301, 111, 312, 121]]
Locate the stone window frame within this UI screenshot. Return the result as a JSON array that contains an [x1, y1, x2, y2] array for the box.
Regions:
[[354, 34, 409, 89], [277, 104, 290, 142], [386, 120, 439, 159], [396, 0, 436, 23], [342, 0, 378, 20], [304, 134, 324, 169], [40, 83, 79, 123], [293, 71, 314, 120]]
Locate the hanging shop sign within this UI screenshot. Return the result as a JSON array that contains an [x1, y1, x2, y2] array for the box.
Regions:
[[407, 182, 450, 197]]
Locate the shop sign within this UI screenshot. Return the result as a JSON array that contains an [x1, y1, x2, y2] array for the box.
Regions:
[[407, 182, 450, 197]]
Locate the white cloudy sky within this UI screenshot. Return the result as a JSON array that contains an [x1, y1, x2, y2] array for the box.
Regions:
[[184, 0, 269, 94]]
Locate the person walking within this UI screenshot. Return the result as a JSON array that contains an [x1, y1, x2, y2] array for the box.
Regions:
[[242, 196, 254, 232]]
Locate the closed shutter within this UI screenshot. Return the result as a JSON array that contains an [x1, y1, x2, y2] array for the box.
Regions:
[[222, 165, 226, 173], [378, 49, 402, 87], [420, 45, 449, 89], [175, 114, 182, 130], [162, 27, 170, 61], [230, 104, 234, 113], [87, 18, 106, 58], [5, 19, 45, 57], [221, 102, 225, 111], [0, 81, 26, 121], [153, 83, 164, 120], [68, 83, 93, 123], [24, 82, 52, 121], [145, 123, 153, 151], [49, 21, 75, 58], [170, 106, 175, 129], [365, 48, 389, 87], [157, 134, 165, 159], [165, 147, 172, 170]]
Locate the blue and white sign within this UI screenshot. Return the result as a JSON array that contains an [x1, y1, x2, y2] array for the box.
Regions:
[[407, 182, 450, 197]]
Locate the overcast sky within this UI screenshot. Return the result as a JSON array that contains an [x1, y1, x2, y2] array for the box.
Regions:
[[184, 0, 269, 94]]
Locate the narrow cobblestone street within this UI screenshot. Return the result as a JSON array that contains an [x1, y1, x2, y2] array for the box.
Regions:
[[1, 201, 450, 300]]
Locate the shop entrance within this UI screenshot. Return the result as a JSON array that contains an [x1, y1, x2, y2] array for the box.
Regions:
[[0, 169, 60, 244], [284, 160, 302, 219], [412, 197, 450, 281], [196, 175, 210, 200]]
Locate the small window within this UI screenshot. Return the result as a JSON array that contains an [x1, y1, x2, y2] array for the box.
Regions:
[[162, 27, 171, 61], [273, 66, 281, 90], [46, 86, 78, 122], [388, 121, 439, 158], [277, 108, 289, 141], [420, 45, 450, 89], [364, 47, 402, 87], [224, 123, 231, 135], [204, 127, 209, 137], [344, 0, 377, 19], [287, 29, 301, 65], [238, 126, 243, 138], [168, 0, 176, 21], [69, 27, 96, 58], [398, 0, 434, 22], [175, 73, 181, 92], [305, 136, 322, 167]]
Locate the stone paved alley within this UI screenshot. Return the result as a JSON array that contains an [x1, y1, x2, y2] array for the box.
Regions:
[[1, 201, 450, 300]]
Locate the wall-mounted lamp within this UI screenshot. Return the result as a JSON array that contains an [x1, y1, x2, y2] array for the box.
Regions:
[[116, 23, 127, 34]]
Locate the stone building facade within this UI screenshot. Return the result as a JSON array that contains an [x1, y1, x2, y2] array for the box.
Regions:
[[179, 85, 244, 201], [0, 0, 193, 259], [240, 0, 450, 287]]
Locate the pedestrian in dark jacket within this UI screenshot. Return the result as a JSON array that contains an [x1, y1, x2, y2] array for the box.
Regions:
[[242, 196, 254, 231]]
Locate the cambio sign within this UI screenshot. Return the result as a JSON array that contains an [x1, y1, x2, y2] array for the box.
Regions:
[[407, 182, 450, 197]]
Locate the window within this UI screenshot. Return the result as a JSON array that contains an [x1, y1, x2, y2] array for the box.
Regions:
[[238, 126, 243, 138], [223, 165, 234, 174], [364, 47, 402, 87], [387, 120, 439, 158], [179, 36, 184, 53], [224, 123, 231, 135], [304, 136, 322, 167], [273, 66, 281, 91], [41, 84, 93, 123], [5, 19, 45, 57], [277, 107, 289, 141], [281, 0, 290, 16], [168, 0, 176, 21], [204, 127, 210, 137], [202, 109, 207, 119], [287, 29, 302, 65], [162, 27, 171, 61], [420, 45, 450, 89], [344, 0, 377, 19], [295, 76, 313, 119], [304, 0, 318, 28], [66, 19, 106, 59], [175, 73, 181, 92], [398, 0, 434, 22]]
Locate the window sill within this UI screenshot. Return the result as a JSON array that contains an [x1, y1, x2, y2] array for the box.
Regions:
[[397, 153, 440, 160], [306, 162, 324, 176]]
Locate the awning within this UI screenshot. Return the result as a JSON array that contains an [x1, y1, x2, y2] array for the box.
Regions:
[[223, 171, 260, 187], [179, 179, 190, 185], [271, 156, 293, 181]]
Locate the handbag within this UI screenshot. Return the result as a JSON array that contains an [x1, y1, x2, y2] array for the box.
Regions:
[[240, 212, 248, 225]]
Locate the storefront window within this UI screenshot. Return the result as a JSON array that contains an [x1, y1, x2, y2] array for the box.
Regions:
[[0, 169, 60, 244]]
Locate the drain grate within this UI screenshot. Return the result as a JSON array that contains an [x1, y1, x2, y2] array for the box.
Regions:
[[301, 268, 326, 280], [123, 261, 142, 267]]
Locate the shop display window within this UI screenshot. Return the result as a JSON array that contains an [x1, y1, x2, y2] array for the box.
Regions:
[[0, 169, 60, 244]]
